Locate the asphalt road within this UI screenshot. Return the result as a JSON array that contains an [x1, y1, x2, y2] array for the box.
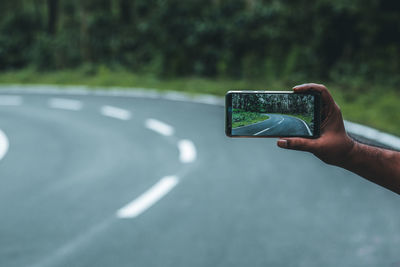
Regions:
[[0, 86, 400, 267], [232, 114, 312, 136]]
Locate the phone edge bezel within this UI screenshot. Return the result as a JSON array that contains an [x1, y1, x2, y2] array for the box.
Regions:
[[225, 90, 321, 139]]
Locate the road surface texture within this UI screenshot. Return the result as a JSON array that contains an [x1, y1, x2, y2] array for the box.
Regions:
[[0, 86, 400, 267], [232, 114, 311, 136]]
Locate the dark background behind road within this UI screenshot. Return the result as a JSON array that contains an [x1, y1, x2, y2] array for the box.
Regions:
[[1, 0, 399, 85], [1, 88, 400, 267]]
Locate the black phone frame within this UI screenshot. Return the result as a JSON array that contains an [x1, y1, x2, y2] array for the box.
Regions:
[[225, 90, 321, 138]]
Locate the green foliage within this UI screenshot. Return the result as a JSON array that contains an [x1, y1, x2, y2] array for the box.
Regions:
[[0, 0, 399, 87], [0, 11, 40, 69], [232, 93, 313, 115], [289, 114, 313, 126], [232, 109, 269, 128]]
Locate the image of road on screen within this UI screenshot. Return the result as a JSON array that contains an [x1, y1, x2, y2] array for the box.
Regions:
[[231, 93, 315, 137]]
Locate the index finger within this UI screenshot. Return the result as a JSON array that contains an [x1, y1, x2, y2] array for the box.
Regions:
[[292, 83, 335, 106], [293, 83, 327, 92]]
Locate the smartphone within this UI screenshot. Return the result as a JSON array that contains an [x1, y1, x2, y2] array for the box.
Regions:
[[225, 90, 321, 138]]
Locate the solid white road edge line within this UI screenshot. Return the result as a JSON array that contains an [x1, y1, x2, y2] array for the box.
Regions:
[[298, 118, 312, 136], [344, 121, 400, 150], [48, 98, 83, 111], [145, 118, 174, 136], [100, 105, 131, 120], [0, 95, 22, 106], [178, 139, 197, 163], [0, 129, 9, 161], [117, 176, 179, 219]]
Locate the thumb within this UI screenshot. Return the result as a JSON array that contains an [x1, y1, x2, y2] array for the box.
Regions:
[[277, 138, 315, 152]]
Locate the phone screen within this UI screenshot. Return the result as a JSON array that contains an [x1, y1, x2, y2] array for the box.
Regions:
[[226, 91, 321, 138]]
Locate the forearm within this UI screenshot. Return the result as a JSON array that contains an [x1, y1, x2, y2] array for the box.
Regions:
[[339, 141, 400, 194]]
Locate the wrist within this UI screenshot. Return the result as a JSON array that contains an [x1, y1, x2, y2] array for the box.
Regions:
[[337, 136, 359, 169]]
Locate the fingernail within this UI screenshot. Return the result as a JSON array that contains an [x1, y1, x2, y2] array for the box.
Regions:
[[277, 139, 288, 148]]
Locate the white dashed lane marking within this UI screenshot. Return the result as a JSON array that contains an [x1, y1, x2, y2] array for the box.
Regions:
[[178, 139, 197, 163], [0, 129, 9, 161], [0, 95, 22, 106], [0, 92, 198, 220], [1, 86, 399, 149], [100, 105, 131, 120], [145, 118, 174, 136], [117, 176, 179, 219], [48, 98, 83, 111], [254, 117, 284, 136]]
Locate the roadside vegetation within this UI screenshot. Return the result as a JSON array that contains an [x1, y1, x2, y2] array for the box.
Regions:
[[232, 109, 269, 128]]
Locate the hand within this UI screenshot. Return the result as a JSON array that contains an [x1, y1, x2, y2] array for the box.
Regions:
[[277, 83, 355, 166]]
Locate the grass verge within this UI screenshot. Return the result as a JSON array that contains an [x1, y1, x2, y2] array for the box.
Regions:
[[232, 110, 269, 128]]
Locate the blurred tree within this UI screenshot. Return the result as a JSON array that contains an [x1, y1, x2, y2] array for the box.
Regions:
[[47, 0, 59, 35], [0, 0, 398, 86], [119, 0, 131, 23]]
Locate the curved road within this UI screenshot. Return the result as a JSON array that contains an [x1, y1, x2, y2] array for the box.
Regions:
[[233, 114, 312, 136], [0, 86, 400, 267]]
